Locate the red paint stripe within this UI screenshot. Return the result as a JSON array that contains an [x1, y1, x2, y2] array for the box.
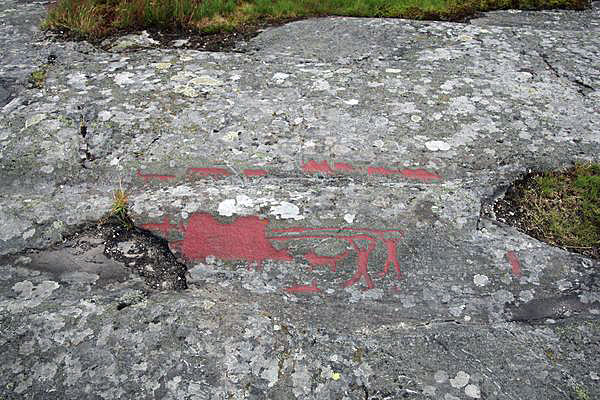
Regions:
[[506, 251, 522, 277], [368, 167, 401, 176], [285, 280, 321, 293], [368, 167, 441, 181], [302, 160, 333, 174], [243, 169, 268, 176], [399, 168, 441, 182], [334, 162, 354, 172], [187, 167, 231, 177], [136, 170, 175, 182]]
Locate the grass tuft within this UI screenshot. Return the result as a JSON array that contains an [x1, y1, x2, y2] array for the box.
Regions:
[[108, 183, 134, 229], [43, 0, 591, 41], [499, 162, 600, 259]]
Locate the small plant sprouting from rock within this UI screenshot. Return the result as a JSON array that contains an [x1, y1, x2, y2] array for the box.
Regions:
[[29, 67, 47, 89], [109, 182, 133, 229]]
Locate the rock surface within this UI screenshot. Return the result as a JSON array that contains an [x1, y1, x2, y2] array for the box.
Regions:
[[0, 0, 599, 399]]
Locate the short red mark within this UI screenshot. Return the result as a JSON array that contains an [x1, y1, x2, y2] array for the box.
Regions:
[[187, 167, 231, 177], [334, 162, 354, 172], [285, 279, 321, 294], [243, 169, 268, 177], [302, 160, 334, 174], [302, 160, 355, 174], [303, 250, 349, 272], [400, 168, 441, 181], [368, 166, 441, 182], [368, 167, 402, 176], [506, 251, 522, 277], [136, 170, 175, 182]]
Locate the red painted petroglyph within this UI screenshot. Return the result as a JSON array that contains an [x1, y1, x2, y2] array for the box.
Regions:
[[136, 170, 175, 182], [506, 251, 522, 277], [187, 167, 231, 177], [143, 213, 404, 290], [379, 237, 402, 279], [285, 279, 321, 294], [168, 214, 292, 270], [243, 169, 268, 177], [342, 237, 377, 289], [303, 250, 349, 272], [269, 227, 403, 290]]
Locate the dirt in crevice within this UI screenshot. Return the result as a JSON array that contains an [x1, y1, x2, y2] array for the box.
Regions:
[[102, 218, 188, 290]]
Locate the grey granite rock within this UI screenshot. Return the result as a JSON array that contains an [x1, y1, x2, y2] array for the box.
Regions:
[[0, 0, 599, 399]]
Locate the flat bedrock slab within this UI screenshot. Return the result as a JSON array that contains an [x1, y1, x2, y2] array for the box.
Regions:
[[0, 1, 599, 399]]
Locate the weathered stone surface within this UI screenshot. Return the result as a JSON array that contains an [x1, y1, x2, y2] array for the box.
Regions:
[[0, 0, 599, 399]]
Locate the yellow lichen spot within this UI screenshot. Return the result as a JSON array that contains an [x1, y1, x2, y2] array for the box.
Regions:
[[190, 75, 223, 86], [331, 372, 341, 381], [173, 85, 199, 98], [154, 62, 172, 70]]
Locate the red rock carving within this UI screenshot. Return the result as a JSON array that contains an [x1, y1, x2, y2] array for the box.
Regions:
[[144, 213, 404, 290], [506, 251, 522, 277], [342, 237, 377, 289], [187, 167, 231, 177], [285, 279, 321, 294], [269, 227, 403, 289], [243, 169, 268, 177], [379, 237, 402, 279], [136, 170, 175, 182], [169, 214, 293, 270], [303, 250, 349, 272]]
